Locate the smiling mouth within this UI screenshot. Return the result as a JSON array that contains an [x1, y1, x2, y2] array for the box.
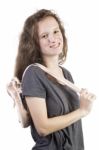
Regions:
[[50, 43, 60, 48]]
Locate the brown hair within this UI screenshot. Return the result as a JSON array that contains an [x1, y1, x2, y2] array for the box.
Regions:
[[14, 9, 68, 81]]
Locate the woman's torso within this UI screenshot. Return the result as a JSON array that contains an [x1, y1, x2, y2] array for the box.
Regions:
[[22, 65, 84, 150]]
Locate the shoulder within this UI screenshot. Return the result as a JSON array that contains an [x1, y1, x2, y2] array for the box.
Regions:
[[60, 66, 72, 77], [22, 64, 44, 80], [22, 64, 40, 75], [62, 66, 71, 74], [61, 66, 74, 83], [22, 64, 46, 98]]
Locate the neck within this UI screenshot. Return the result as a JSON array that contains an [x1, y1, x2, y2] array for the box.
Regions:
[[43, 56, 60, 70], [42, 56, 64, 78]]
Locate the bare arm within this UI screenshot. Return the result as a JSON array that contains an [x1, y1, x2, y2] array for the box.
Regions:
[[7, 78, 30, 128], [26, 89, 95, 136], [14, 93, 30, 127]]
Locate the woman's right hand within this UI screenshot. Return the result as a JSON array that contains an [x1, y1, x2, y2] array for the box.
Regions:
[[79, 88, 96, 117]]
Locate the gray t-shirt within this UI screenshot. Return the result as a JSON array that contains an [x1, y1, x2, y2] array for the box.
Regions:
[[22, 65, 84, 150]]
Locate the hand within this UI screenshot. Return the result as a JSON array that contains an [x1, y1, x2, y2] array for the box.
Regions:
[[79, 88, 96, 116], [6, 77, 21, 107]]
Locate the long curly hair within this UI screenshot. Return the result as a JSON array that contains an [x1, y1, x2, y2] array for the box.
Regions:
[[14, 9, 68, 81]]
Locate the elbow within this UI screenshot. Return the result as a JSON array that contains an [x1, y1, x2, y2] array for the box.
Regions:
[[19, 115, 31, 128], [21, 121, 30, 128], [36, 125, 50, 137], [37, 128, 49, 137], [33, 118, 51, 136]]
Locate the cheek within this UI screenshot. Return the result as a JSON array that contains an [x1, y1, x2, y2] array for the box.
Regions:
[[57, 33, 63, 42], [39, 40, 48, 52], [59, 35, 63, 45], [41, 39, 49, 47], [60, 34, 63, 41], [39, 40, 44, 49]]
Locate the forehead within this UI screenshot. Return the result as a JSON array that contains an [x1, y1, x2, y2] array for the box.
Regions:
[[38, 16, 59, 34]]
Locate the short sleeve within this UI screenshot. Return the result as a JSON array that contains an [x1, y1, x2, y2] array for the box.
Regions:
[[22, 65, 46, 98]]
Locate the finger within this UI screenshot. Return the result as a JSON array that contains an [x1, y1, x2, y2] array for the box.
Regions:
[[13, 77, 20, 84], [11, 79, 21, 90], [88, 94, 96, 102], [80, 88, 88, 95]]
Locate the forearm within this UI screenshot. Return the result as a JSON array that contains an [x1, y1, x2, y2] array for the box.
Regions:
[[15, 94, 30, 127], [40, 109, 84, 136], [43, 89, 95, 135]]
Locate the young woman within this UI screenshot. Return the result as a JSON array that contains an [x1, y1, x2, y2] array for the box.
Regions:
[[7, 9, 95, 150]]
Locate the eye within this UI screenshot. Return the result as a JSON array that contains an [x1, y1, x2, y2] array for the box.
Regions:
[[54, 30, 59, 34], [41, 34, 48, 39]]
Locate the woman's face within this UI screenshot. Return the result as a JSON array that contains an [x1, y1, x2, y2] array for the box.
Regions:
[[38, 16, 63, 57]]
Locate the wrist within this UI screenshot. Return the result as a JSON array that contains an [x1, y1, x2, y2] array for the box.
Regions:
[[77, 108, 88, 118]]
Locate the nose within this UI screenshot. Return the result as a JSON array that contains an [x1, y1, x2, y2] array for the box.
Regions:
[[48, 34, 56, 43]]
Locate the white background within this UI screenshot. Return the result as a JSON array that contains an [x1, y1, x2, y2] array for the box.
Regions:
[[0, 0, 99, 149]]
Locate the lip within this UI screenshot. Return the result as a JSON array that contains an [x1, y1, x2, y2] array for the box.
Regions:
[[50, 43, 60, 48]]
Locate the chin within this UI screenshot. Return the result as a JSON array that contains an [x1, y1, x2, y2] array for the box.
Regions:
[[52, 51, 62, 56]]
